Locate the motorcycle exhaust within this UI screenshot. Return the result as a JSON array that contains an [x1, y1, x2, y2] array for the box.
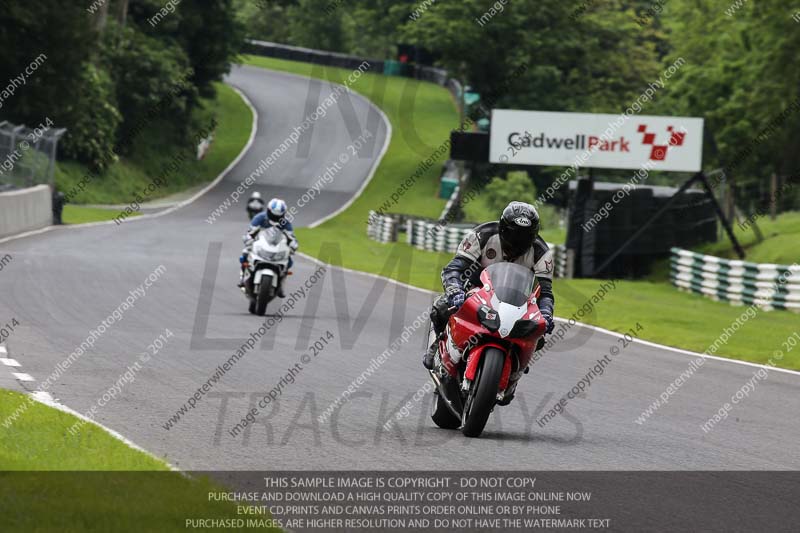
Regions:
[[428, 370, 462, 418]]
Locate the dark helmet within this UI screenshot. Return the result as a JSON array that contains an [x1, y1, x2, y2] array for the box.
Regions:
[[498, 201, 540, 259]]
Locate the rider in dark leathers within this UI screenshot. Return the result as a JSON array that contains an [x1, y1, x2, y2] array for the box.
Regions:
[[423, 201, 555, 370]]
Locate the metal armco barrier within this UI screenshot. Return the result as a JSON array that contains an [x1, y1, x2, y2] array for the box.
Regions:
[[367, 211, 568, 278], [670, 248, 800, 312]]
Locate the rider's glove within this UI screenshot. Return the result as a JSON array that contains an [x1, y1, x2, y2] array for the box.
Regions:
[[289, 240, 299, 252], [445, 285, 465, 309], [541, 311, 555, 334]]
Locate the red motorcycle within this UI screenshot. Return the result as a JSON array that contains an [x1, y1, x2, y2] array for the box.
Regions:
[[428, 262, 547, 437]]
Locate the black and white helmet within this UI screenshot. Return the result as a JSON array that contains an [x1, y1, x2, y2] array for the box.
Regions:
[[248, 191, 265, 208], [498, 201, 540, 260]]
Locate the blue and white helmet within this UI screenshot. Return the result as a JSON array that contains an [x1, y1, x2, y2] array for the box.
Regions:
[[266, 198, 288, 226]]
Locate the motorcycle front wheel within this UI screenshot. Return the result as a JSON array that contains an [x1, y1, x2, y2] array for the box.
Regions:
[[461, 347, 504, 438], [255, 280, 274, 316]]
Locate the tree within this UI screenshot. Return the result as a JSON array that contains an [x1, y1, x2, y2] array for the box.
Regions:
[[658, 0, 800, 187], [288, 0, 346, 52], [0, 1, 121, 169], [101, 22, 196, 146], [398, 0, 661, 115], [174, 0, 244, 98], [345, 0, 417, 59], [235, 0, 296, 43], [484, 172, 538, 213]]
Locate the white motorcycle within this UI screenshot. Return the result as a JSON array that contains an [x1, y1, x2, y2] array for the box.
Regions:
[[243, 226, 292, 316]]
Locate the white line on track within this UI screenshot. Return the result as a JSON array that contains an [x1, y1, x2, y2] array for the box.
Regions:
[[31, 391, 54, 403], [32, 391, 179, 471], [0, 87, 258, 468], [552, 318, 800, 378], [1, 357, 21, 367], [0, 66, 797, 475], [297, 251, 800, 379]]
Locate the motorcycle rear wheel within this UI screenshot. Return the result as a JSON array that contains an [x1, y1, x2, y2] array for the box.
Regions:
[[461, 347, 504, 438]]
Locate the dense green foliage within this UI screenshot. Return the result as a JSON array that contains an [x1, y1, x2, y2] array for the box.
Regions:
[[103, 22, 196, 149], [655, 1, 800, 196], [0, 0, 242, 172], [239, 0, 800, 210], [59, 64, 124, 170], [483, 172, 538, 213]]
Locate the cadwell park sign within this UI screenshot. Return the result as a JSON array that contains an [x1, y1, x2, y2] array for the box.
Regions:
[[489, 109, 704, 173]]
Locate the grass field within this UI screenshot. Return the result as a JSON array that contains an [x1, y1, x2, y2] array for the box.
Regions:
[[61, 205, 141, 224], [558, 279, 800, 369], [56, 82, 252, 223], [0, 389, 274, 531], [243, 55, 799, 369], [697, 211, 800, 266]]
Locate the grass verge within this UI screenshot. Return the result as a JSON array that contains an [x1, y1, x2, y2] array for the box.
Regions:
[[242, 56, 798, 369], [0, 389, 167, 470], [55, 82, 252, 207], [558, 279, 799, 369], [696, 211, 800, 265], [62, 205, 142, 225], [0, 389, 274, 531]]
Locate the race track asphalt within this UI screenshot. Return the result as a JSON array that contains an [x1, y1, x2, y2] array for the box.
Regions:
[[1, 65, 798, 471]]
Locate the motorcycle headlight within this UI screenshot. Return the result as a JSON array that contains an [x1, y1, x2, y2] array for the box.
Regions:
[[265, 251, 287, 261], [477, 305, 500, 332]]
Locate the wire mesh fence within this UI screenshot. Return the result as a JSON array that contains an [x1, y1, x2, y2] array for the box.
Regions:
[[0, 120, 66, 192]]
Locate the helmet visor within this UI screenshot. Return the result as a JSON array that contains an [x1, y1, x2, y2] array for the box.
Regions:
[[500, 226, 534, 259]]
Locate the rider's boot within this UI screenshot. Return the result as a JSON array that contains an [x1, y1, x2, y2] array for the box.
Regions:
[[422, 343, 437, 370], [422, 328, 440, 370], [276, 277, 286, 298], [238, 256, 247, 288]]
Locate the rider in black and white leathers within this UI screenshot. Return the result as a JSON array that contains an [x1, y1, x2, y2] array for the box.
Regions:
[[423, 201, 555, 370]]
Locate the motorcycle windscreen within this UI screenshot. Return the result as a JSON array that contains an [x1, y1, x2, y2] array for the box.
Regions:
[[485, 262, 534, 306], [262, 227, 284, 246]]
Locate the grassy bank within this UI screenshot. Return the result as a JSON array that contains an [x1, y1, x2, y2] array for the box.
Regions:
[[0, 389, 273, 531], [242, 56, 798, 369], [0, 389, 167, 470], [696, 211, 800, 265], [559, 279, 799, 369], [58, 82, 252, 224], [62, 205, 142, 224]]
